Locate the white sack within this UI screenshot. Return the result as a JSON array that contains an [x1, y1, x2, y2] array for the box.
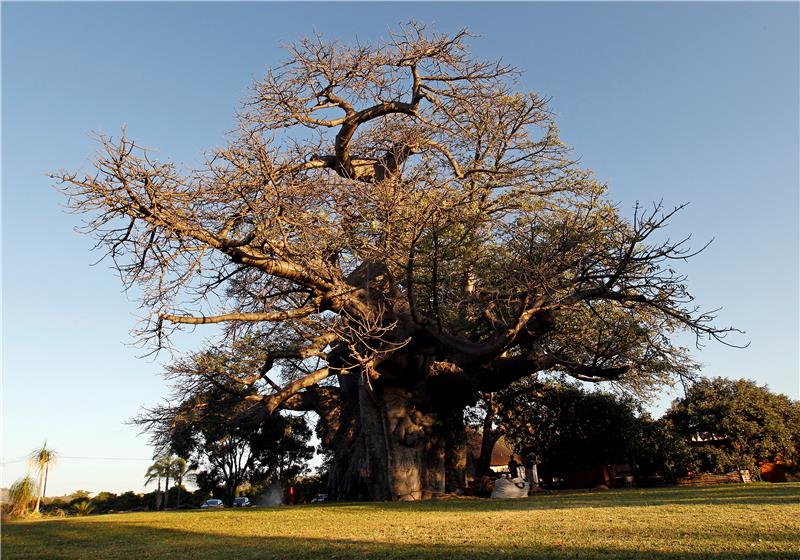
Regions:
[[490, 477, 530, 499]]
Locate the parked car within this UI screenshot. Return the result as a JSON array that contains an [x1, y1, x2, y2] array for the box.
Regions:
[[310, 493, 328, 503], [232, 497, 252, 507], [200, 499, 224, 509]]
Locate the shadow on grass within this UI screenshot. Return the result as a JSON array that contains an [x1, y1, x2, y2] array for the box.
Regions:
[[3, 521, 799, 560]]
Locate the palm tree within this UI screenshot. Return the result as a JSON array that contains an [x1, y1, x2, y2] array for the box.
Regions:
[[73, 500, 95, 516], [170, 457, 196, 508], [145, 454, 193, 510], [29, 442, 58, 514], [162, 455, 174, 509], [144, 460, 166, 511]]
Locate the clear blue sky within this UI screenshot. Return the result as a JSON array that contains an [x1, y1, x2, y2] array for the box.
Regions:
[[2, 2, 798, 496]]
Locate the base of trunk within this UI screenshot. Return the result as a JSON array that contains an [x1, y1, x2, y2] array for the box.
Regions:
[[326, 371, 467, 501]]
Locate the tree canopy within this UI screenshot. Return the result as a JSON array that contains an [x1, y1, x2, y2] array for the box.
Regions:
[[487, 380, 694, 482], [56, 23, 736, 500], [139, 341, 314, 504], [667, 377, 800, 474], [499, 381, 644, 468]]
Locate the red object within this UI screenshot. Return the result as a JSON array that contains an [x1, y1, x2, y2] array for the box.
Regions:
[[289, 486, 295, 505], [760, 461, 790, 483]]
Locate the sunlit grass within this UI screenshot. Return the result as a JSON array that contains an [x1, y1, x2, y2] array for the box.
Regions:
[[3, 483, 799, 559]]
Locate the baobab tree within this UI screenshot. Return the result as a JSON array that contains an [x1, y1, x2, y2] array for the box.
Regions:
[[56, 23, 737, 501]]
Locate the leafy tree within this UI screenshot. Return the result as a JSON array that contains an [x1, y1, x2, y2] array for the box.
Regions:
[[186, 416, 313, 506], [473, 380, 693, 482], [635, 417, 693, 481], [91, 491, 117, 503], [70, 490, 91, 501], [500, 381, 645, 470], [28, 442, 57, 514], [666, 377, 800, 474], [111, 491, 148, 512], [90, 491, 119, 514], [139, 350, 314, 505], [56, 23, 736, 500]]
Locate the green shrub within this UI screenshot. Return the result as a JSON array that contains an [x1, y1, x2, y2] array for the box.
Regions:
[[6, 477, 37, 517], [73, 501, 95, 516]]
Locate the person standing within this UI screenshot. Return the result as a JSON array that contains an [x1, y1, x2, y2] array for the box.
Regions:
[[508, 455, 522, 479]]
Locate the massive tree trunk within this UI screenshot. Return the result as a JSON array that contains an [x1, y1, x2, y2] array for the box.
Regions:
[[325, 355, 471, 501]]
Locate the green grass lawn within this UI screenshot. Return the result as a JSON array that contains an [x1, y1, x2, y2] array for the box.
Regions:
[[3, 483, 799, 559]]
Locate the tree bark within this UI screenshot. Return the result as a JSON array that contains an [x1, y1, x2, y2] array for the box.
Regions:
[[324, 358, 471, 501], [34, 469, 44, 513], [326, 372, 392, 500], [444, 412, 468, 493], [225, 480, 236, 506], [43, 465, 49, 501]]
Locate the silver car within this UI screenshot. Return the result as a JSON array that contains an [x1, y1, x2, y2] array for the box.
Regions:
[[200, 499, 224, 509]]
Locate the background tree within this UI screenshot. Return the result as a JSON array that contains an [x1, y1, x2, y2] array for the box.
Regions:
[[472, 379, 694, 483], [160, 455, 181, 509], [666, 377, 800, 474], [144, 459, 166, 510], [139, 345, 315, 504], [185, 416, 313, 505], [636, 417, 693, 481], [465, 392, 506, 477], [28, 442, 57, 514], [56, 23, 737, 501], [169, 457, 195, 508], [144, 455, 185, 509], [500, 381, 645, 471]]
